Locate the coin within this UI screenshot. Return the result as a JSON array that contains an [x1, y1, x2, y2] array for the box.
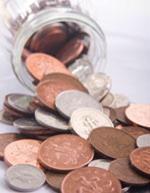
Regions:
[[30, 23, 68, 54], [113, 94, 129, 108], [70, 107, 114, 139], [6, 164, 45, 192], [101, 92, 116, 107], [114, 107, 131, 125], [125, 104, 150, 128], [109, 158, 150, 185], [22, 48, 31, 61], [35, 108, 69, 131], [126, 185, 150, 193], [103, 107, 117, 122], [121, 126, 150, 139], [7, 93, 34, 114], [130, 147, 150, 176], [38, 134, 94, 171], [26, 53, 71, 80], [46, 170, 66, 191], [136, 134, 150, 147], [0, 110, 13, 125], [36, 73, 88, 109], [88, 159, 111, 170], [3, 105, 24, 118], [55, 90, 102, 118], [4, 139, 41, 167], [61, 167, 122, 193], [89, 127, 136, 159]]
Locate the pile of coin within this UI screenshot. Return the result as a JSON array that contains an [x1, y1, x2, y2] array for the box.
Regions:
[[0, 23, 150, 193]]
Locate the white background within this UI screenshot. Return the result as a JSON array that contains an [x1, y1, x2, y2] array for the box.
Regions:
[[0, 0, 150, 192]]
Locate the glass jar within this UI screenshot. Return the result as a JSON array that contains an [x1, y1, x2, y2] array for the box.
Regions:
[[0, 0, 106, 92]]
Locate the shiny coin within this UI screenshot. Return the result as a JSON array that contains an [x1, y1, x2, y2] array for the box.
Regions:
[[109, 158, 150, 185], [89, 127, 136, 159], [36, 73, 88, 110], [88, 159, 111, 170], [112, 93, 129, 108], [125, 104, 150, 128], [136, 134, 150, 147], [55, 90, 102, 119], [35, 108, 69, 131], [70, 107, 113, 139], [4, 139, 41, 167], [83, 73, 112, 101], [7, 93, 34, 114], [101, 92, 116, 107], [130, 147, 150, 176], [6, 164, 46, 192], [61, 167, 122, 193], [38, 134, 94, 171], [0, 110, 13, 125]]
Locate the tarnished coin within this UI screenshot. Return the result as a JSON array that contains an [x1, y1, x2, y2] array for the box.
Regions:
[[125, 104, 150, 128], [6, 164, 46, 192], [0, 133, 23, 160], [126, 185, 150, 193], [46, 170, 66, 191], [89, 127, 136, 159], [26, 53, 71, 80], [70, 107, 113, 139], [4, 139, 41, 167], [101, 92, 116, 107], [36, 73, 88, 109], [136, 134, 150, 147], [61, 167, 122, 193], [121, 126, 150, 139], [35, 108, 69, 131], [7, 93, 34, 114], [88, 159, 111, 170], [38, 134, 94, 171], [55, 90, 102, 118], [109, 158, 150, 185], [0, 110, 13, 125], [83, 73, 112, 101], [130, 147, 150, 176], [113, 94, 129, 108]]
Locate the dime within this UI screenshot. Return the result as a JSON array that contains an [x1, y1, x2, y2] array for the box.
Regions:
[[70, 107, 114, 139], [61, 167, 122, 193], [38, 134, 94, 171], [46, 170, 66, 191], [136, 134, 150, 147], [0, 110, 13, 125], [101, 92, 116, 107], [36, 73, 88, 109], [4, 139, 41, 167], [113, 94, 129, 108], [121, 126, 150, 139], [126, 185, 150, 193], [125, 104, 150, 128], [88, 159, 111, 170], [55, 90, 102, 118], [130, 147, 150, 176], [35, 108, 69, 131], [109, 158, 150, 185], [83, 73, 112, 101], [89, 127, 136, 159], [26, 53, 71, 80], [6, 164, 45, 192]]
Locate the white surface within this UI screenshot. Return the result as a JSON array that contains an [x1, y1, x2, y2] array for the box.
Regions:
[[0, 0, 150, 192]]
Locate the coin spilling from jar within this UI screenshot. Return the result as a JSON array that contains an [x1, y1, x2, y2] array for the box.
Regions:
[[0, 22, 150, 193]]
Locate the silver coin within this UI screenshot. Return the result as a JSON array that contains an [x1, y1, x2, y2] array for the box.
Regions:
[[88, 159, 111, 170], [103, 107, 111, 117], [70, 107, 114, 139], [112, 93, 129, 108], [35, 108, 69, 131], [0, 110, 13, 125], [7, 94, 33, 114], [6, 164, 46, 192], [83, 73, 112, 101], [136, 134, 150, 147], [101, 92, 116, 107], [55, 90, 103, 119]]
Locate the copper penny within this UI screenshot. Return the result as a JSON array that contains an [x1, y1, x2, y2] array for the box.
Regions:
[[38, 134, 94, 171], [45, 170, 66, 191], [89, 127, 136, 159], [130, 147, 150, 176], [109, 158, 150, 185], [61, 167, 122, 193], [56, 32, 90, 66], [125, 104, 150, 128], [26, 53, 71, 80], [36, 73, 88, 109], [121, 126, 150, 139], [0, 133, 23, 160], [4, 139, 41, 167]]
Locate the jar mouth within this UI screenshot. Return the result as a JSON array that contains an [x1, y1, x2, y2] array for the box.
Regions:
[[12, 7, 106, 92]]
